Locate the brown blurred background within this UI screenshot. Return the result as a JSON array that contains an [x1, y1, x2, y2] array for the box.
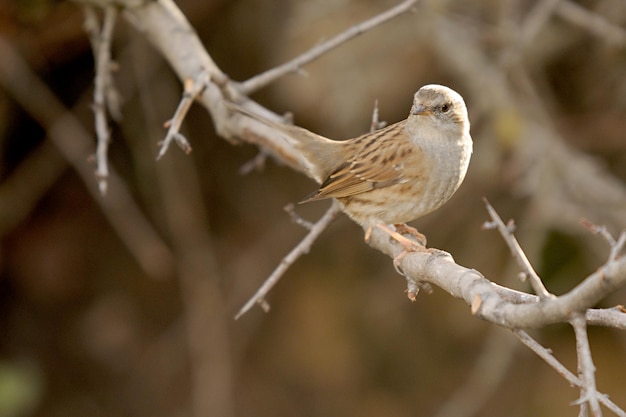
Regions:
[[0, 0, 625, 416]]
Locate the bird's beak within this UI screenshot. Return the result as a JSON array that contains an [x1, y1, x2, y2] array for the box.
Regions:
[[410, 104, 429, 116]]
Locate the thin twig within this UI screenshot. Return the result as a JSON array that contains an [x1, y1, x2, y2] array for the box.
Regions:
[[571, 314, 603, 417], [284, 203, 315, 231], [611, 232, 626, 263], [580, 218, 626, 263], [157, 70, 210, 159], [512, 329, 624, 416], [235, 201, 342, 319], [369, 99, 387, 132], [482, 199, 553, 299], [85, 5, 119, 195], [239, 0, 419, 94]]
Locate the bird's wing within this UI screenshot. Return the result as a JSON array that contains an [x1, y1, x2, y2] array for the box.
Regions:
[[303, 121, 420, 202]]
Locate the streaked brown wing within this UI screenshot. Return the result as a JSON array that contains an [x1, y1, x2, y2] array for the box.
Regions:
[[304, 121, 417, 201]]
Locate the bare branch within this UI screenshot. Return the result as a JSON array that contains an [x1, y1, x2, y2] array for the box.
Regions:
[[85, 5, 119, 195], [239, 0, 419, 94], [84, 5, 123, 121], [581, 218, 626, 263], [372, 222, 626, 329], [157, 71, 210, 159], [571, 314, 603, 417], [512, 329, 624, 416], [235, 202, 342, 319], [284, 203, 315, 231], [238, 151, 268, 175], [482, 199, 554, 299]]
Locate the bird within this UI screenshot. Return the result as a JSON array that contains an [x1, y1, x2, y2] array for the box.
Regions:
[[228, 84, 472, 252]]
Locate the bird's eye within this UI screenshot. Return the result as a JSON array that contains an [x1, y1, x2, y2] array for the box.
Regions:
[[441, 103, 451, 113]]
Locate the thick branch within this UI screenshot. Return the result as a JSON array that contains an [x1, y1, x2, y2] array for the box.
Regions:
[[368, 226, 626, 329]]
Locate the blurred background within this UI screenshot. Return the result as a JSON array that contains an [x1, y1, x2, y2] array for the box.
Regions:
[[0, 0, 625, 416]]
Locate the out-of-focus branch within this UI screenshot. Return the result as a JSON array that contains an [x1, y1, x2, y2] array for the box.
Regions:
[[0, 141, 67, 237], [0, 36, 174, 280], [432, 327, 518, 417], [556, 1, 626, 48]]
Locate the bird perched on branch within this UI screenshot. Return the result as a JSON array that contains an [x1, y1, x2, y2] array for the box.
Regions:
[[228, 84, 472, 252]]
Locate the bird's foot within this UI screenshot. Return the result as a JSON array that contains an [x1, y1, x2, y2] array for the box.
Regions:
[[393, 223, 427, 246], [369, 223, 429, 273], [374, 223, 426, 252]]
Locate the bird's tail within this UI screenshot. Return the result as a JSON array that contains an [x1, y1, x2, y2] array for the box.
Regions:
[[226, 101, 344, 183]]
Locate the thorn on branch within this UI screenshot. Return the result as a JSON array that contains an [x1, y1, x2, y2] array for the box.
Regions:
[[471, 294, 483, 315]]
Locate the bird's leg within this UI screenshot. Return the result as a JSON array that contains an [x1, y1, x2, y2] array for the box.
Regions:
[[366, 223, 438, 301]]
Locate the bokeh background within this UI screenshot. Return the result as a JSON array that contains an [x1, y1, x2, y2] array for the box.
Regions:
[[1, 0, 625, 416]]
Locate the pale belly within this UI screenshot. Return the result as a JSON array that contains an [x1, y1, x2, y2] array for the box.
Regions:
[[338, 173, 462, 226]]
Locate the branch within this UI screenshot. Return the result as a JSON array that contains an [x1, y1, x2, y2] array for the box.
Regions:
[[556, 1, 626, 48], [235, 201, 342, 319], [572, 314, 603, 417], [581, 218, 626, 263], [156, 71, 209, 159], [238, 0, 420, 94], [483, 199, 554, 299], [84, 5, 120, 195], [370, 221, 626, 329], [512, 330, 624, 416], [0, 36, 175, 280]]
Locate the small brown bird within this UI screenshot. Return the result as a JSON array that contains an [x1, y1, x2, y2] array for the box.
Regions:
[[230, 84, 472, 249]]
